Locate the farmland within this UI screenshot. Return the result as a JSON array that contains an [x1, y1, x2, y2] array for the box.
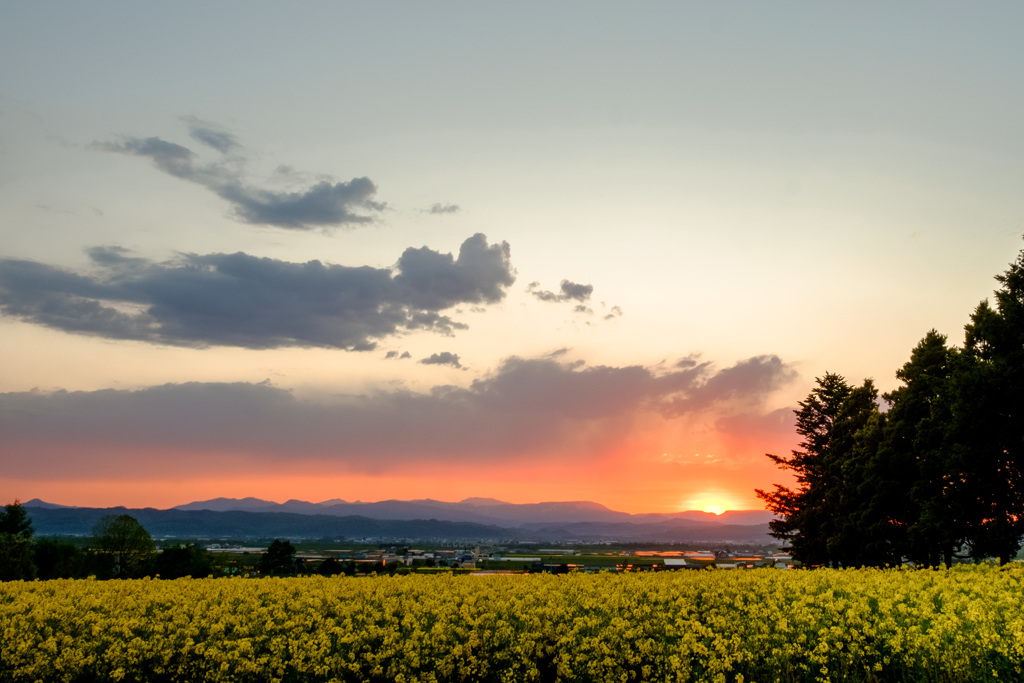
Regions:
[[2, 565, 1022, 682]]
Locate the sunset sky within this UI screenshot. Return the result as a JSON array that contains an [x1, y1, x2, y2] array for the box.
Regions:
[[2, 3, 1023, 514]]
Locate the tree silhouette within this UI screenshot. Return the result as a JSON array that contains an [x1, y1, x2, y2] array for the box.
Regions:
[[758, 242, 1024, 566], [756, 373, 855, 566], [92, 515, 154, 579], [152, 543, 213, 579], [955, 246, 1024, 563], [0, 500, 36, 581], [259, 539, 297, 575]]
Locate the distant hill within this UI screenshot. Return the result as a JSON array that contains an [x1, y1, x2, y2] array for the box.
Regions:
[[20, 506, 523, 542], [21, 498, 73, 510]]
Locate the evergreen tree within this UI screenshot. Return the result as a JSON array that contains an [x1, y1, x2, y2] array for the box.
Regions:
[[0, 501, 36, 581], [879, 331, 961, 567], [827, 382, 889, 567], [954, 245, 1024, 563], [0, 500, 34, 538], [758, 243, 1024, 567], [756, 373, 852, 566]]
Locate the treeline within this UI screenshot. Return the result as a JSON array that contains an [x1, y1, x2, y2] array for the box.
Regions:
[[758, 243, 1024, 567], [0, 504, 214, 580], [0, 502, 415, 581]]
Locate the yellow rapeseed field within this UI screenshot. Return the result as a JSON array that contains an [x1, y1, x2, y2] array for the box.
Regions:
[[1, 565, 1022, 682]]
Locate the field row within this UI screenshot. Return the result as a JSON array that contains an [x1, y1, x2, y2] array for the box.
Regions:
[[2, 566, 1022, 682]]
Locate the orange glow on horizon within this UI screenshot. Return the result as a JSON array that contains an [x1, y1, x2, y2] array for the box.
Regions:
[[1, 414, 798, 514], [3, 467, 783, 514]]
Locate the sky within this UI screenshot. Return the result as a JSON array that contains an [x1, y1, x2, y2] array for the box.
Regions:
[[2, 2, 1023, 514]]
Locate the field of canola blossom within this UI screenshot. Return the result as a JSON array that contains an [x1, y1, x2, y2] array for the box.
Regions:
[[1, 565, 1023, 683]]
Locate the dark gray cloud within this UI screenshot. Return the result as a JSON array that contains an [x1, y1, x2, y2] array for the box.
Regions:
[[384, 350, 412, 360], [420, 352, 463, 369], [394, 233, 515, 310], [0, 234, 515, 350], [95, 125, 383, 229], [427, 203, 460, 214], [559, 281, 593, 302], [529, 279, 594, 304], [0, 354, 797, 478]]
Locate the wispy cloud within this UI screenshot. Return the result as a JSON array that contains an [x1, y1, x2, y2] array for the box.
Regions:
[[0, 234, 515, 350], [94, 121, 384, 229], [426, 203, 460, 215], [528, 279, 619, 317], [182, 116, 240, 154]]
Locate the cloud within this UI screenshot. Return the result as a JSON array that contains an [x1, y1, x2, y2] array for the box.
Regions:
[[0, 354, 798, 479], [662, 355, 799, 415], [559, 281, 593, 302], [393, 233, 515, 310], [94, 124, 384, 229], [182, 116, 240, 154], [529, 279, 594, 304], [384, 350, 412, 360], [529, 280, 621, 319], [417, 352, 462, 368], [0, 234, 515, 350], [426, 203, 460, 214], [420, 352, 463, 368]]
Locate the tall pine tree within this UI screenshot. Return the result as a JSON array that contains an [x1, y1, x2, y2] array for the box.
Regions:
[[757, 374, 885, 566], [954, 246, 1024, 563]]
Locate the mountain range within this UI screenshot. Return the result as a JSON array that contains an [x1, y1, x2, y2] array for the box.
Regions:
[[171, 497, 777, 527], [21, 497, 778, 545]]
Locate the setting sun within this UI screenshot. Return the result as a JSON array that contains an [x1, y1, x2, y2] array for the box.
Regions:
[[686, 494, 737, 515]]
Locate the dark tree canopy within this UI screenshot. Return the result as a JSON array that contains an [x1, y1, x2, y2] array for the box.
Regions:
[[955, 248, 1024, 563], [259, 539, 297, 576], [152, 543, 213, 579], [759, 241, 1024, 566], [34, 538, 85, 580], [0, 500, 33, 539], [756, 374, 884, 567], [0, 500, 36, 581], [92, 514, 155, 579]]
